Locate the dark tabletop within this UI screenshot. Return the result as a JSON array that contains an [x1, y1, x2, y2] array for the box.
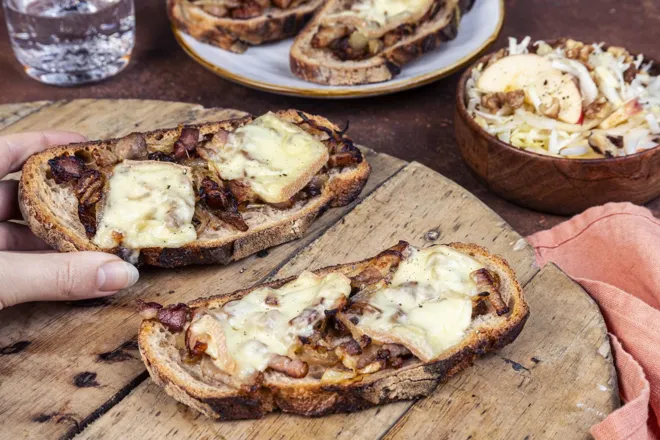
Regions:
[[1, 0, 659, 236]]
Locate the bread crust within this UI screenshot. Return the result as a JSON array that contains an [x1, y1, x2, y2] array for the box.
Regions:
[[138, 242, 529, 419], [289, 0, 476, 85], [19, 110, 371, 268], [168, 0, 323, 53]]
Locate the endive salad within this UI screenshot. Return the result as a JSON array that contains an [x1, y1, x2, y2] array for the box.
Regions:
[[466, 37, 660, 159]]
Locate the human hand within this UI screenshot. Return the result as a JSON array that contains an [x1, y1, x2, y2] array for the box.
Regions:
[[0, 131, 139, 310]]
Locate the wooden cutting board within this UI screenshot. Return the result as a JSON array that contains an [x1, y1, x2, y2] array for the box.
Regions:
[[0, 100, 618, 440]]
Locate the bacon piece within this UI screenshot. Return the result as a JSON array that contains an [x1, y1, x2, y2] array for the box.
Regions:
[[197, 129, 228, 162], [75, 169, 104, 205], [115, 133, 148, 160], [381, 343, 411, 358], [380, 344, 412, 369], [356, 343, 411, 370], [90, 149, 119, 168], [312, 25, 349, 49], [339, 338, 362, 356], [77, 206, 98, 238], [136, 300, 163, 320], [231, 1, 261, 19], [470, 268, 509, 316], [199, 177, 237, 210], [156, 303, 192, 332], [49, 158, 106, 239], [198, 177, 249, 232], [172, 127, 200, 160], [147, 151, 176, 162], [74, 169, 105, 238], [355, 344, 386, 369], [350, 266, 384, 290], [216, 211, 249, 232], [48, 155, 85, 183], [213, 128, 230, 145], [227, 179, 254, 204], [267, 355, 308, 378]]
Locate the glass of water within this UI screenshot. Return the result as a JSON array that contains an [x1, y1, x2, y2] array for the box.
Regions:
[[3, 0, 135, 86]]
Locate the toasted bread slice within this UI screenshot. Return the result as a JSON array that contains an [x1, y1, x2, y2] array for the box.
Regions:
[[169, 0, 323, 53], [138, 242, 529, 419], [289, 0, 475, 85], [19, 110, 370, 268]]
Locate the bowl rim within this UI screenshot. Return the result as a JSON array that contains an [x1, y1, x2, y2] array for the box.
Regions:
[[455, 39, 660, 165]]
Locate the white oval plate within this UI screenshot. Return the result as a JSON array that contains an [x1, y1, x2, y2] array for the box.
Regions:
[[173, 0, 504, 98]]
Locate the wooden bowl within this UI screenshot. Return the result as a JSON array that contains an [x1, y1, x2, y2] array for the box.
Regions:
[[454, 49, 660, 216]]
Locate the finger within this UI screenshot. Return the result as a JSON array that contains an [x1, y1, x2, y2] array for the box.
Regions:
[[0, 180, 20, 221], [0, 131, 87, 178], [0, 252, 140, 309], [0, 222, 51, 251]]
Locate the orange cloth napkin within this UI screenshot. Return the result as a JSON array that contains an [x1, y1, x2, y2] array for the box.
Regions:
[[527, 202, 660, 440]]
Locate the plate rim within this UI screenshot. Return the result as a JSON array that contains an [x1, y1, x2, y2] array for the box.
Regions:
[[172, 0, 505, 98]]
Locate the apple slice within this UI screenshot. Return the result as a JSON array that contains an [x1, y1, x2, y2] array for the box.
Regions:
[[598, 99, 643, 129], [531, 70, 583, 124], [477, 54, 554, 93], [477, 53, 583, 124]]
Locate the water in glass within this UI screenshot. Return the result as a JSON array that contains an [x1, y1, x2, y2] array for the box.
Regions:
[[3, 0, 135, 86]]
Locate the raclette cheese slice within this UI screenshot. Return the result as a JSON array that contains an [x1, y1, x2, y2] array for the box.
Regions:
[[93, 160, 197, 250], [209, 112, 329, 204], [187, 271, 351, 379], [347, 0, 434, 26], [349, 246, 485, 362]]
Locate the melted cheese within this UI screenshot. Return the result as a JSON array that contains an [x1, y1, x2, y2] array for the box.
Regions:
[[391, 245, 484, 294], [93, 161, 197, 250], [353, 246, 484, 362], [189, 271, 351, 378], [209, 112, 328, 204], [333, 0, 433, 27]]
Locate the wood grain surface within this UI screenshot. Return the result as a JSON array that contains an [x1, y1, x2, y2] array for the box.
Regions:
[[0, 101, 52, 131], [0, 100, 618, 439], [1, 0, 659, 235]]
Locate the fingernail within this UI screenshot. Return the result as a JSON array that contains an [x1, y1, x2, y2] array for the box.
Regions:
[[98, 261, 140, 292]]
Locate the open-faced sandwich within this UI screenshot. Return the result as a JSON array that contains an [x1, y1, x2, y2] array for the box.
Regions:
[[138, 241, 529, 419], [168, 0, 323, 53], [466, 37, 660, 158], [19, 110, 370, 267], [290, 0, 475, 85]]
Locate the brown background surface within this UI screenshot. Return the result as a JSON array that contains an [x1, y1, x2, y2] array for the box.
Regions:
[[1, 0, 659, 235]]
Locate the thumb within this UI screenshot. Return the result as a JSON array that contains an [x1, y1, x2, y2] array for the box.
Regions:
[[0, 251, 140, 309]]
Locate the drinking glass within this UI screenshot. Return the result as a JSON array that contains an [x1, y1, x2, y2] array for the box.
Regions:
[[3, 0, 135, 86]]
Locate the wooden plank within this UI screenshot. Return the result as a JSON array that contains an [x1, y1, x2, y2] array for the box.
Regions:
[[0, 99, 247, 139], [0, 100, 406, 439], [76, 163, 563, 440], [383, 263, 618, 440], [0, 101, 54, 131]]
